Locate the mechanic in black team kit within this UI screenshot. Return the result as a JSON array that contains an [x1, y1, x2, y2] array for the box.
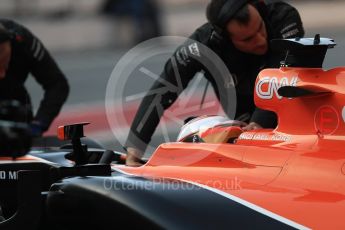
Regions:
[[125, 0, 304, 166], [0, 19, 69, 136]]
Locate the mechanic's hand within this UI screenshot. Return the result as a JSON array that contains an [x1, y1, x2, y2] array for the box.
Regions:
[[242, 122, 262, 131], [126, 147, 144, 167]]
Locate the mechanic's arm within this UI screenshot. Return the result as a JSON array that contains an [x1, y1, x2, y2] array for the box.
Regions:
[[249, 2, 305, 130], [125, 40, 205, 166], [21, 26, 69, 135]]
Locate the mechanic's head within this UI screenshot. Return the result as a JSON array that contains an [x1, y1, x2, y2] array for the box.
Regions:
[[207, 0, 268, 55], [0, 26, 12, 79]]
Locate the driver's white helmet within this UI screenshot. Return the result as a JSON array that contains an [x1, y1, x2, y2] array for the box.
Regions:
[[177, 115, 245, 143]]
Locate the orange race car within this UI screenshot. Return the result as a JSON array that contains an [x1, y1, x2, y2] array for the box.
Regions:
[[0, 36, 344, 230]]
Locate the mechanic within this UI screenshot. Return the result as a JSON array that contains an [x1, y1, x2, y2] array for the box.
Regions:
[[125, 0, 304, 166], [0, 19, 69, 136]]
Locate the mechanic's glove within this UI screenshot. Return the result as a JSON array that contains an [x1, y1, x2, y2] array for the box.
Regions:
[[30, 120, 47, 137], [126, 147, 144, 167], [242, 122, 262, 131]]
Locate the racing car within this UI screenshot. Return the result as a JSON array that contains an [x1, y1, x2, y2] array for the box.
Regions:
[[0, 36, 344, 230]]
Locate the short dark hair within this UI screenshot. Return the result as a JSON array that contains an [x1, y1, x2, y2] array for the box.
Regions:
[[206, 0, 251, 28], [0, 25, 11, 43]]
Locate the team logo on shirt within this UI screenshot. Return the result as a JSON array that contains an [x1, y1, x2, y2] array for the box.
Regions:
[[256, 76, 298, 100], [176, 47, 190, 66], [188, 43, 201, 57]]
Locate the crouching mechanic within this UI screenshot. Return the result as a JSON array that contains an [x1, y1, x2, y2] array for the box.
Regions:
[[125, 0, 304, 166], [0, 19, 69, 136]]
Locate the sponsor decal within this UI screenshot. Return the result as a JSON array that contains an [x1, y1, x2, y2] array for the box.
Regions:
[[188, 43, 201, 57], [239, 133, 254, 140], [180, 47, 189, 60], [253, 134, 270, 141], [239, 133, 291, 142], [314, 105, 340, 135], [282, 29, 300, 39], [271, 134, 291, 142], [0, 171, 18, 180], [280, 23, 297, 34], [256, 76, 298, 100], [176, 51, 187, 66], [176, 47, 190, 66]]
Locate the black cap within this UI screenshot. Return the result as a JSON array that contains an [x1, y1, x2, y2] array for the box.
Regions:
[[0, 28, 11, 43], [216, 0, 250, 28]]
